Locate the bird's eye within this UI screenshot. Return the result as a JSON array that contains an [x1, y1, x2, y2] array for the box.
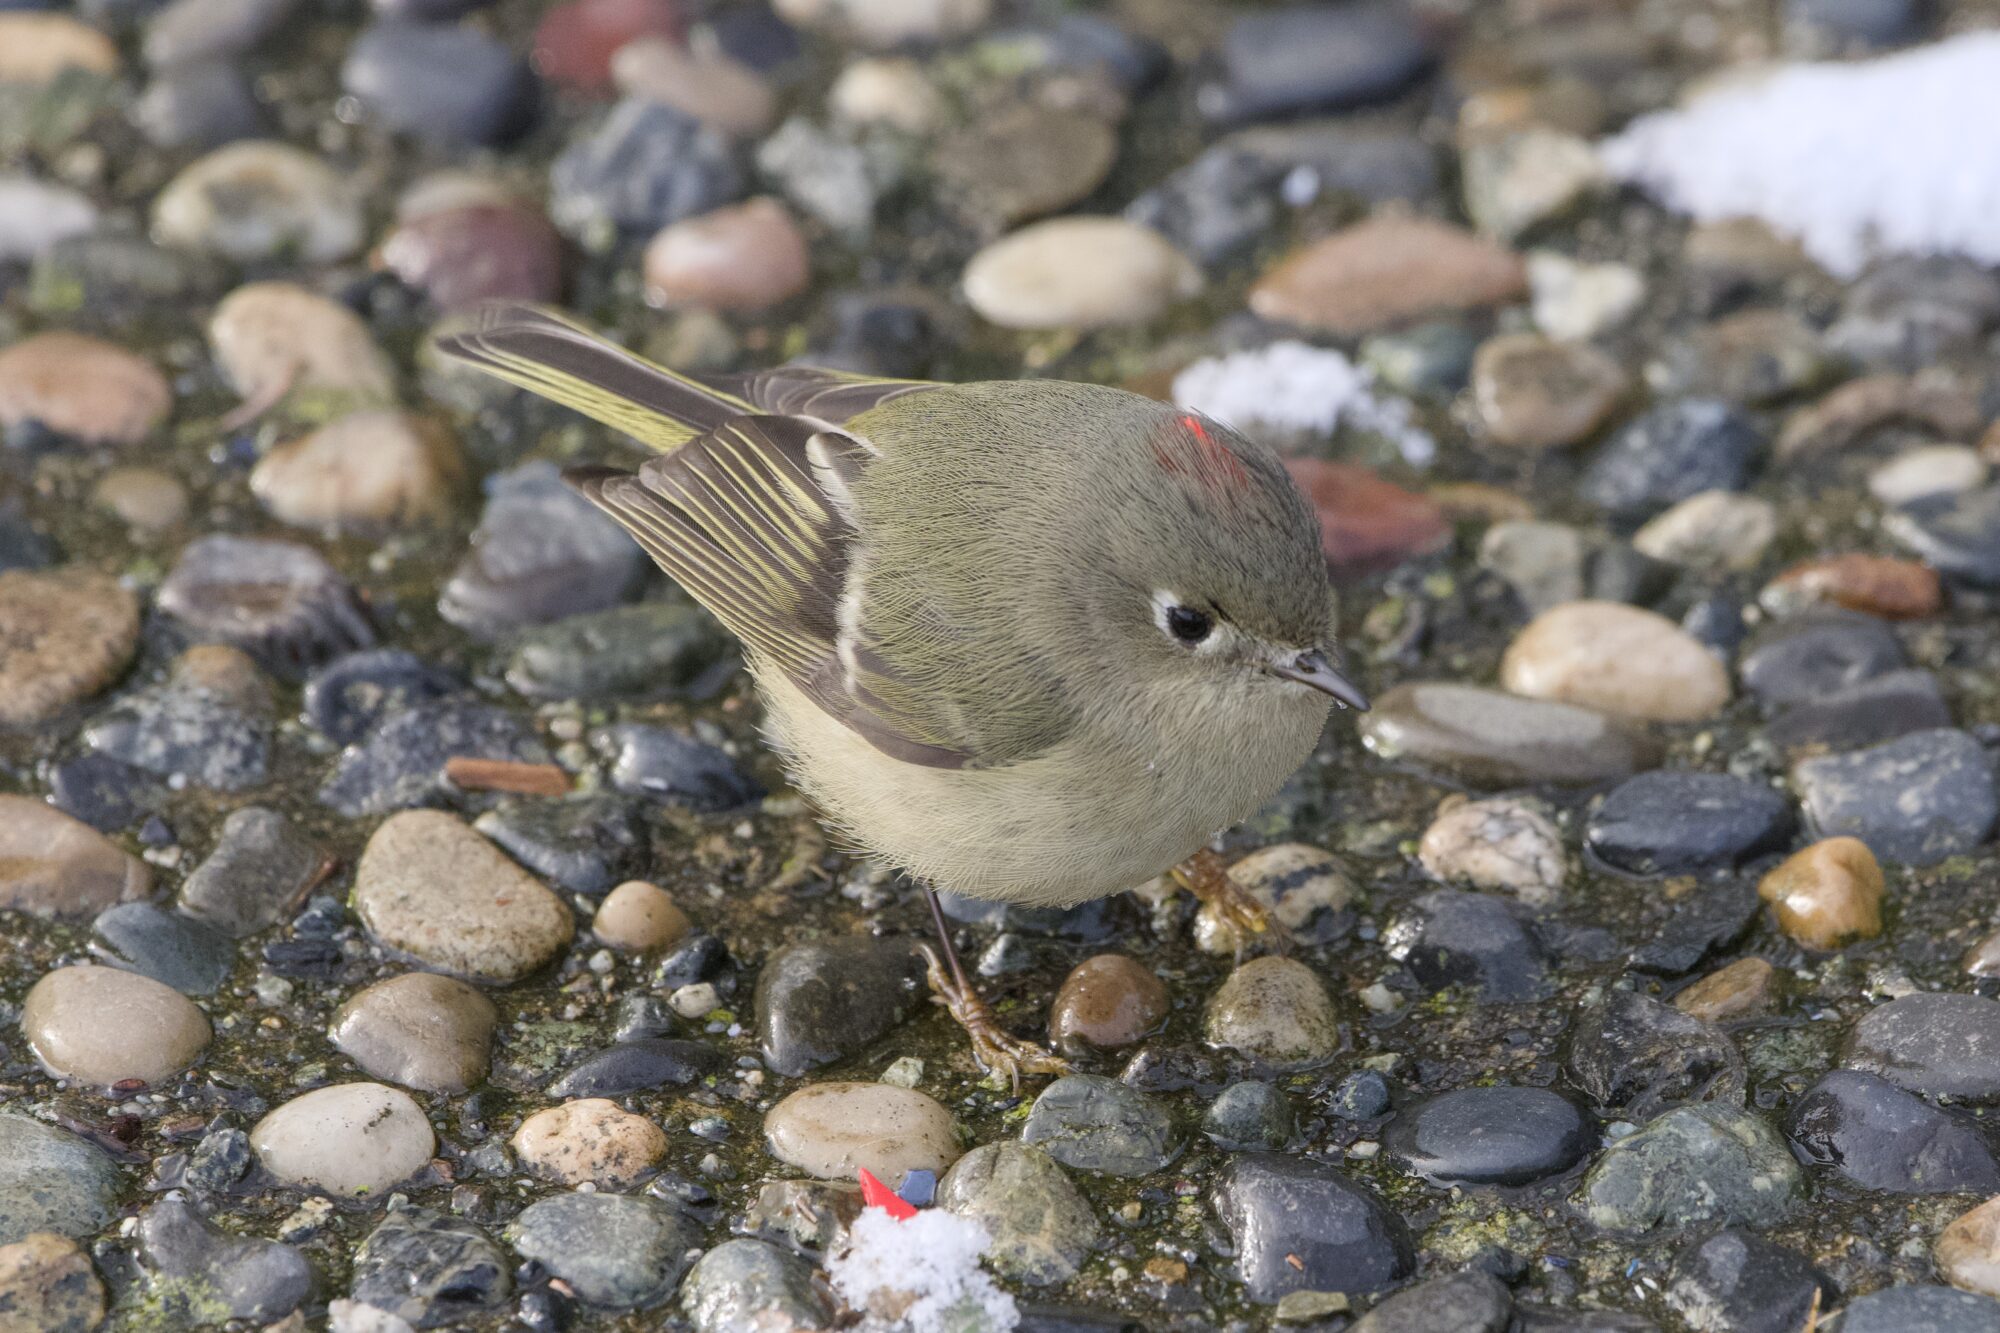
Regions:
[[1165, 605, 1213, 645]]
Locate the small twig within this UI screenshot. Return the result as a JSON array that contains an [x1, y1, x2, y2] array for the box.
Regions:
[[443, 756, 571, 796]]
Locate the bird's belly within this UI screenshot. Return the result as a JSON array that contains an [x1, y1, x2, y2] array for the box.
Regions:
[[758, 672, 1323, 908]]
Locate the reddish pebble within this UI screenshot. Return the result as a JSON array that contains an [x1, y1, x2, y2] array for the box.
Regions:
[[1766, 554, 1941, 620], [1286, 459, 1451, 576], [1047, 954, 1170, 1056], [379, 204, 564, 311], [533, 0, 679, 93], [0, 333, 170, 445], [643, 197, 809, 313]]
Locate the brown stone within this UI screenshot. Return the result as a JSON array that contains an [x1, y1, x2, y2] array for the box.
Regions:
[[0, 797, 149, 919], [329, 972, 498, 1095], [378, 205, 564, 312], [208, 282, 396, 415], [0, 334, 170, 446], [1286, 459, 1451, 577], [0, 1233, 104, 1333], [1048, 955, 1169, 1056], [92, 468, 188, 534], [1249, 215, 1526, 336], [1757, 837, 1883, 952], [22, 965, 211, 1090], [643, 198, 810, 313], [1764, 554, 1942, 621], [936, 103, 1120, 229], [1672, 958, 1777, 1025], [1937, 1195, 2000, 1299], [532, 0, 679, 93], [0, 569, 140, 728], [1470, 332, 1628, 450], [591, 881, 691, 953], [1776, 372, 1983, 459], [1428, 482, 1535, 525], [251, 410, 464, 531]]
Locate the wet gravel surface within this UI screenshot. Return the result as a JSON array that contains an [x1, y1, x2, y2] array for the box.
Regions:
[[5, 0, 2000, 1330]]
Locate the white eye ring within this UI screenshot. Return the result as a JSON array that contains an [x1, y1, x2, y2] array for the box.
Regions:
[[1152, 589, 1216, 648]]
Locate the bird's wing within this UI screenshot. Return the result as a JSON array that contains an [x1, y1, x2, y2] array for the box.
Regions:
[[568, 416, 975, 770], [711, 365, 938, 423]]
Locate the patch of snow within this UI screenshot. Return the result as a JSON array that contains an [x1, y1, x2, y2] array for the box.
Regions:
[[1171, 340, 1435, 466], [1600, 32, 2000, 278], [828, 1208, 1020, 1333]]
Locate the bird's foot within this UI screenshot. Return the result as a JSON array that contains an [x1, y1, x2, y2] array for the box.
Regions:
[[1173, 847, 1290, 955], [920, 944, 1069, 1089]]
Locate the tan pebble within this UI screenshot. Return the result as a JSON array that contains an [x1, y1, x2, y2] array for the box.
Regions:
[[0, 333, 170, 446], [513, 1099, 667, 1187], [251, 410, 463, 531], [168, 644, 271, 714], [611, 36, 776, 137], [0, 796, 149, 918], [1500, 600, 1731, 722], [772, 0, 991, 48], [1776, 371, 1981, 459], [1048, 954, 1169, 1055], [0, 1232, 105, 1333], [764, 1082, 960, 1187], [1418, 795, 1568, 906], [250, 1082, 435, 1197], [1966, 930, 2000, 978], [963, 217, 1201, 331], [592, 881, 691, 953], [1203, 956, 1340, 1070], [153, 142, 363, 265], [207, 281, 396, 411], [1249, 215, 1526, 337], [643, 198, 810, 313], [329, 972, 498, 1095], [828, 56, 943, 132], [352, 811, 573, 985], [1198, 843, 1358, 955], [1757, 837, 1883, 951], [0, 568, 140, 728], [0, 15, 118, 84], [22, 964, 211, 1090], [92, 467, 188, 533], [1938, 1195, 2000, 1298], [1672, 958, 1777, 1024], [1632, 490, 1778, 573], [1429, 482, 1536, 525]]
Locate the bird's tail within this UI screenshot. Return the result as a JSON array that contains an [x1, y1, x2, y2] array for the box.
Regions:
[[433, 302, 754, 453]]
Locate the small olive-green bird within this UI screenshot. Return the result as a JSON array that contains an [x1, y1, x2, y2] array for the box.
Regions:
[[439, 304, 1367, 1078]]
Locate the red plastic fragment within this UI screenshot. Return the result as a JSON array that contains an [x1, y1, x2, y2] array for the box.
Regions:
[[857, 1167, 918, 1220]]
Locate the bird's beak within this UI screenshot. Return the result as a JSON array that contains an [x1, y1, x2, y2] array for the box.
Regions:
[[1269, 649, 1370, 711]]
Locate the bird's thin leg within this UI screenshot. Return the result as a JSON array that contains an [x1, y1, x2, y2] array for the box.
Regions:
[[1173, 847, 1289, 955], [919, 886, 1069, 1088]]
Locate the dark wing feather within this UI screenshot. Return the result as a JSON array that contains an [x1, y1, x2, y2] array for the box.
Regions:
[[435, 303, 756, 451], [567, 417, 973, 769]]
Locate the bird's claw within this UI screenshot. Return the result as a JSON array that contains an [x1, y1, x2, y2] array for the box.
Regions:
[[1174, 848, 1292, 957], [920, 945, 1069, 1090]]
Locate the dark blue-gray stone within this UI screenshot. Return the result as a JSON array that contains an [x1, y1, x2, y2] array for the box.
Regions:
[[48, 751, 163, 832], [1384, 1086, 1593, 1187], [1786, 1069, 2000, 1194], [142, 0, 293, 64], [1764, 668, 1952, 756], [549, 1039, 721, 1098], [1582, 399, 1765, 520], [1022, 1074, 1182, 1177], [1202, 1081, 1296, 1152], [1206, 2, 1435, 122], [1396, 890, 1553, 1001], [1331, 1068, 1393, 1120], [304, 649, 462, 746], [1630, 879, 1760, 976], [83, 677, 270, 792], [177, 807, 329, 938], [1664, 1229, 1833, 1333], [341, 21, 535, 147], [1352, 1271, 1512, 1333], [133, 60, 264, 148], [319, 700, 551, 818], [549, 99, 743, 238], [1833, 1286, 2000, 1333], [1885, 486, 2000, 588], [754, 936, 924, 1077], [1587, 771, 1795, 875], [509, 1193, 700, 1311], [1579, 1104, 1802, 1237], [0, 1115, 121, 1245], [1566, 990, 1744, 1118], [1843, 992, 2000, 1102], [1793, 728, 1998, 866], [349, 1206, 510, 1327], [1785, 0, 1924, 44], [440, 461, 647, 639], [504, 601, 734, 702], [91, 900, 233, 995], [595, 723, 761, 812], [475, 794, 649, 896], [1740, 610, 1906, 708], [157, 535, 372, 677], [136, 1199, 315, 1323], [1210, 1154, 1413, 1303]]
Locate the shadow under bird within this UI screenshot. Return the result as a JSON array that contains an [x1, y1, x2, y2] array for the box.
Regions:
[[437, 304, 1367, 1081]]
